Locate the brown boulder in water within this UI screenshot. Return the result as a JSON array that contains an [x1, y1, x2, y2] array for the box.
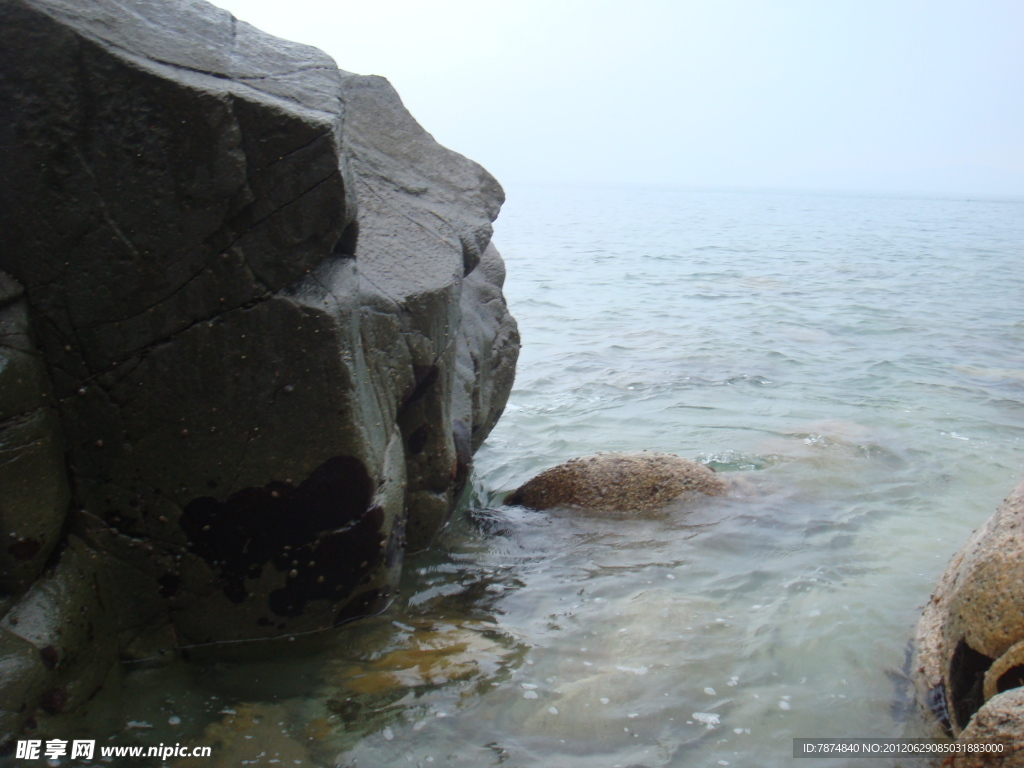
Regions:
[[506, 452, 727, 514], [913, 477, 1024, 742]]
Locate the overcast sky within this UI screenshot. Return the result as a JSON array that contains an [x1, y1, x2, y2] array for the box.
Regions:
[[212, 0, 1024, 197]]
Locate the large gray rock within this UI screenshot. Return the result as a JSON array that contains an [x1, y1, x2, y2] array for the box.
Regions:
[[913, 478, 1024, 741], [338, 72, 513, 550], [0, 0, 517, 742]]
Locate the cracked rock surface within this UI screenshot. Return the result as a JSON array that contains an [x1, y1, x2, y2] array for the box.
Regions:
[[913, 477, 1024, 748], [0, 0, 518, 742]]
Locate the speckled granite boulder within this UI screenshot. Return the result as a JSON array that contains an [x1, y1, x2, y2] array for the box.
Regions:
[[913, 478, 1024, 739], [506, 453, 727, 514], [0, 0, 517, 744], [939, 687, 1024, 767]]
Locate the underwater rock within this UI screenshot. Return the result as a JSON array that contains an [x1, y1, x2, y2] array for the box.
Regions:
[[176, 702, 312, 768], [506, 453, 727, 514], [755, 419, 908, 475], [514, 590, 725, 746], [913, 477, 1024, 738], [327, 618, 523, 698], [0, 0, 517, 741], [196, 618, 528, 763]]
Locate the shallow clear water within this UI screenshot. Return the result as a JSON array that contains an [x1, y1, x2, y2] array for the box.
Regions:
[[29, 186, 1024, 767]]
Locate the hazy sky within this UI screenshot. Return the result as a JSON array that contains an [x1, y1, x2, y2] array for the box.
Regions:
[[212, 0, 1024, 197]]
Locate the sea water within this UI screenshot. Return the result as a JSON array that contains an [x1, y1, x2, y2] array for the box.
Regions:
[[28, 186, 1024, 768]]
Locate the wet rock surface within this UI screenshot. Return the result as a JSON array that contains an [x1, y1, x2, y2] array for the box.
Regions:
[[0, 0, 517, 744], [0, 271, 70, 607], [507, 453, 728, 515], [913, 478, 1024, 746]]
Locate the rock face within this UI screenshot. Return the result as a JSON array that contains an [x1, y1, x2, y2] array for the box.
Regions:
[[506, 453, 727, 514], [0, 0, 517, 743], [939, 687, 1024, 767], [913, 478, 1024, 754]]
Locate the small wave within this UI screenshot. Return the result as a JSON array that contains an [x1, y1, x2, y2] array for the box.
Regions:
[[697, 451, 779, 472]]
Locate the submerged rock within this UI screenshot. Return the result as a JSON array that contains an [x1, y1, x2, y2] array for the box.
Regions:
[[176, 702, 313, 768], [0, 0, 517, 742], [913, 477, 1024, 748], [334, 620, 518, 695], [506, 453, 727, 514]]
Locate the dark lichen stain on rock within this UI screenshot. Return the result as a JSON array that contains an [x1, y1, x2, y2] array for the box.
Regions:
[[39, 645, 59, 671], [39, 686, 68, 715], [401, 365, 440, 408], [451, 420, 472, 495], [7, 537, 41, 560], [180, 456, 385, 617], [408, 425, 429, 454], [334, 220, 359, 257], [334, 588, 384, 626], [158, 572, 181, 599], [267, 505, 385, 618]]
